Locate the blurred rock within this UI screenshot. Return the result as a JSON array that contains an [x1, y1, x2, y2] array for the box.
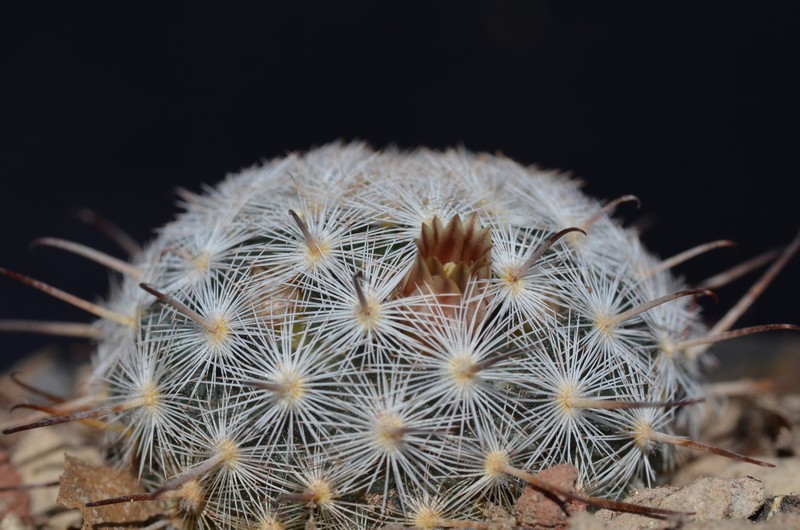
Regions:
[[592, 476, 763, 529], [673, 457, 800, 497]]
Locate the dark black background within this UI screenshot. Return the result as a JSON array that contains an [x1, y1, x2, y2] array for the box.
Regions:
[[1, 1, 798, 368]]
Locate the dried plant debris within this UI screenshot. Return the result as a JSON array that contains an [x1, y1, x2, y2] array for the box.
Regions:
[[57, 455, 165, 530], [752, 495, 800, 521]]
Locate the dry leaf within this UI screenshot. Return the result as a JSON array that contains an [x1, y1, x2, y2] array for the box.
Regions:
[[56, 454, 165, 530]]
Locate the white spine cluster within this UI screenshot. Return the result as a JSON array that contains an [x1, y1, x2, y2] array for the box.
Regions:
[[6, 142, 791, 529]]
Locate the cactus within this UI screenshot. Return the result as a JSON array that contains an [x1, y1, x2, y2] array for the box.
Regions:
[[2, 142, 796, 529]]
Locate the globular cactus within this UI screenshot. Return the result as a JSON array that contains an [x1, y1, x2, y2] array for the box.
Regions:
[[2, 142, 796, 529]]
